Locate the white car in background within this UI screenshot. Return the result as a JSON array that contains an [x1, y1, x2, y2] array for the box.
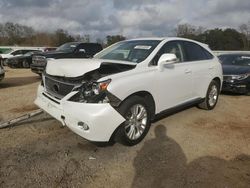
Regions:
[[35, 37, 223, 146], [0, 49, 35, 66]]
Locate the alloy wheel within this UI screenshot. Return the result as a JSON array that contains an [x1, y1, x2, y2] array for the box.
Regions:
[[124, 104, 148, 140]]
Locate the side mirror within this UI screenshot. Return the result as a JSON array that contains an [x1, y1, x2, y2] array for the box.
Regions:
[[158, 53, 177, 71]]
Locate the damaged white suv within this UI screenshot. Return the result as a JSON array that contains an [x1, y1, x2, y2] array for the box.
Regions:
[[35, 38, 222, 146]]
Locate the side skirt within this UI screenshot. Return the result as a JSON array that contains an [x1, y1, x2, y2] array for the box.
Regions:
[[153, 98, 204, 122]]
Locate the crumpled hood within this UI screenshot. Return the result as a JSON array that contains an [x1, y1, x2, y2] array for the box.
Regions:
[[46, 59, 102, 77], [45, 58, 136, 78]]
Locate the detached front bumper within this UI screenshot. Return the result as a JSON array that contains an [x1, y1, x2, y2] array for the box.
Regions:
[[35, 85, 125, 142]]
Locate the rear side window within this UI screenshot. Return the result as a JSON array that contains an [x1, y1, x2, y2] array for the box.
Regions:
[[183, 41, 213, 61], [22, 50, 33, 54]]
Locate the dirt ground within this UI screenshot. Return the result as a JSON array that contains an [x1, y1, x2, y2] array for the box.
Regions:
[[0, 67, 250, 188]]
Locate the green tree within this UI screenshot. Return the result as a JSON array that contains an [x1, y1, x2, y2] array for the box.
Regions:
[[201, 28, 244, 50], [239, 22, 250, 50]]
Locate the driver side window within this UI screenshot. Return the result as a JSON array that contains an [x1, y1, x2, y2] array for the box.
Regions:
[[151, 41, 185, 65], [11, 50, 22, 56]]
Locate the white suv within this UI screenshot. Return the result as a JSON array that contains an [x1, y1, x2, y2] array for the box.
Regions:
[[35, 37, 222, 146]]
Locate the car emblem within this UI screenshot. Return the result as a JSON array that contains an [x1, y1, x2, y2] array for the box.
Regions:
[[53, 84, 60, 93]]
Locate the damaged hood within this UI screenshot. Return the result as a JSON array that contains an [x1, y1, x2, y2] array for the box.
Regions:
[[45, 58, 136, 77], [46, 59, 101, 77]]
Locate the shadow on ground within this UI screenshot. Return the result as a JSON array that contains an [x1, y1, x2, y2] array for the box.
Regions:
[[132, 125, 250, 188], [221, 91, 249, 96], [0, 76, 40, 88]]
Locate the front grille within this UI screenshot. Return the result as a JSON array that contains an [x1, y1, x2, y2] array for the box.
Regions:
[[44, 75, 77, 99], [32, 56, 46, 66]]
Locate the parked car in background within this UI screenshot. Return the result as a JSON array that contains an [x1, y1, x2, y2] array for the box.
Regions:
[[43, 47, 57, 52], [35, 37, 222, 146], [0, 63, 5, 81], [31, 42, 103, 75], [6, 50, 42, 68], [0, 49, 38, 66], [218, 53, 250, 95]]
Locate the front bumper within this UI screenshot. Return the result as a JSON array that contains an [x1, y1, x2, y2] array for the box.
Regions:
[[35, 85, 125, 142], [30, 64, 45, 74], [222, 80, 249, 94]]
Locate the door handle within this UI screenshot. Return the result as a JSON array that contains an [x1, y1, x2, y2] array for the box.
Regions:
[[185, 69, 192, 74]]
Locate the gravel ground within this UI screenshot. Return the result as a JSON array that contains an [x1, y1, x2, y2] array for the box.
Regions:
[[0, 68, 250, 188]]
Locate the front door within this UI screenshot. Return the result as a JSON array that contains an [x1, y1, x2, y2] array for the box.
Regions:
[[153, 41, 193, 112]]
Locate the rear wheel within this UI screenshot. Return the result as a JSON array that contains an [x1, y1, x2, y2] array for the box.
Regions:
[[198, 80, 220, 110], [115, 96, 151, 146], [22, 60, 30, 68]]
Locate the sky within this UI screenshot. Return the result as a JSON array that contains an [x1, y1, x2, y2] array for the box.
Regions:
[[0, 0, 249, 40]]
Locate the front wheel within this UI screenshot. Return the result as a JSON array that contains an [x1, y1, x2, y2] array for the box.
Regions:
[[115, 96, 151, 146], [198, 80, 220, 110]]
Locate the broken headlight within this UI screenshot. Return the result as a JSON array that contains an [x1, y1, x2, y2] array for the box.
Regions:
[[69, 79, 111, 103]]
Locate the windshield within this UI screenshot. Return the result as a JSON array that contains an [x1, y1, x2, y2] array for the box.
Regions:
[[219, 54, 250, 66], [95, 40, 161, 63], [56, 42, 79, 52]]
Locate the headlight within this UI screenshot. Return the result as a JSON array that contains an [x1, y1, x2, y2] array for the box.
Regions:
[[70, 79, 111, 103], [232, 73, 250, 80], [91, 79, 111, 95]]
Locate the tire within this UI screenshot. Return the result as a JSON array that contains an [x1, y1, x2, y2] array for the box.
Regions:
[[2, 59, 7, 66], [115, 96, 151, 146], [22, 60, 30, 68], [198, 80, 220, 110]]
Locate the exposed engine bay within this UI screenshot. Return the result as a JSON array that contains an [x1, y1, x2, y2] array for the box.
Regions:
[[43, 62, 136, 105]]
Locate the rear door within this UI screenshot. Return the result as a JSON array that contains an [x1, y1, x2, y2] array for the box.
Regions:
[[182, 41, 215, 98]]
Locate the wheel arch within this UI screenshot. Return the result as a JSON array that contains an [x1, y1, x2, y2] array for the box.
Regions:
[[212, 77, 221, 90], [109, 90, 155, 144], [119, 90, 156, 120]]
